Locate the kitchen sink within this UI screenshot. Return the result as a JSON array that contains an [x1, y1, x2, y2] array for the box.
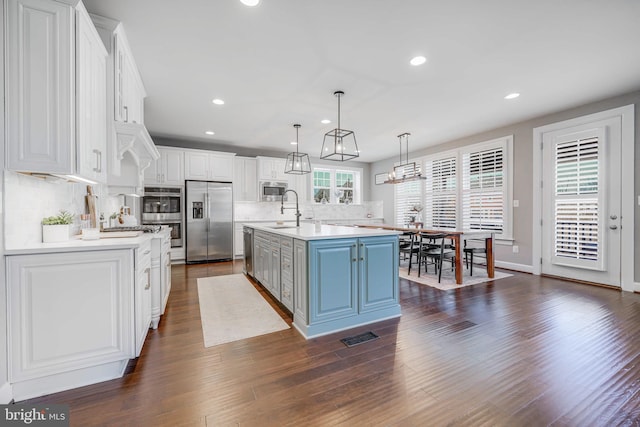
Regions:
[[267, 225, 298, 229]]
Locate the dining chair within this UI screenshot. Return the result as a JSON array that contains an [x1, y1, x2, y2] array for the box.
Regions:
[[463, 239, 487, 276], [417, 233, 456, 283], [399, 231, 420, 273]]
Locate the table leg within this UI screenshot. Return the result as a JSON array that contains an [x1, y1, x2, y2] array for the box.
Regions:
[[486, 237, 495, 278], [454, 235, 462, 284]]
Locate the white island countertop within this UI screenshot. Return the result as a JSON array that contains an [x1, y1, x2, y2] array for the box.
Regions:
[[244, 223, 400, 241], [4, 229, 171, 256]]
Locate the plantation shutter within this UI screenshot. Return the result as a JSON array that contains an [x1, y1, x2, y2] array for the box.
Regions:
[[424, 156, 457, 228], [552, 136, 603, 269], [394, 164, 423, 227], [462, 146, 504, 234]]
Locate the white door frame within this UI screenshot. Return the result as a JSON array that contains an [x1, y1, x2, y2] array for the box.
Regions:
[[532, 104, 635, 292]]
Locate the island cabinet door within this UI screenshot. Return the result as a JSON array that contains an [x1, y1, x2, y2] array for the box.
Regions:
[[358, 236, 400, 313], [308, 238, 358, 323]]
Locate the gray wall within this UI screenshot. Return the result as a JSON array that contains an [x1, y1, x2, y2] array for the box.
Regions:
[[152, 136, 372, 201], [370, 90, 640, 280]]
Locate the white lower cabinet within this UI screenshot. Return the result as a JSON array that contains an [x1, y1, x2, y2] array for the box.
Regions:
[[135, 240, 152, 356], [150, 230, 172, 329], [6, 249, 135, 400]]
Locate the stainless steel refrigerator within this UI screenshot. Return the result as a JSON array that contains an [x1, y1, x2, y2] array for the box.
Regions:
[[185, 180, 233, 263]]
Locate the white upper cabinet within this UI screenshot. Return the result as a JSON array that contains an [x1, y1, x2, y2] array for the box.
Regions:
[[76, 2, 108, 183], [113, 25, 145, 124], [256, 156, 287, 181], [6, 0, 108, 182], [233, 157, 257, 201], [184, 150, 235, 182], [144, 147, 184, 186]]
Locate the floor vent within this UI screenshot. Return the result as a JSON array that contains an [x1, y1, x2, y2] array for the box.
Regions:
[[340, 331, 379, 347]]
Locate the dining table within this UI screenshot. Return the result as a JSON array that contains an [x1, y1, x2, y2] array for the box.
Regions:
[[354, 224, 495, 285]]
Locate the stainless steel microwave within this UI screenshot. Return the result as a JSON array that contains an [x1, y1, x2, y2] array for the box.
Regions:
[[260, 181, 288, 201]]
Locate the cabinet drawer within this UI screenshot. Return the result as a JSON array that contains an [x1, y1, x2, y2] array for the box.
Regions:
[[280, 236, 293, 250], [281, 279, 293, 312], [281, 251, 293, 280]]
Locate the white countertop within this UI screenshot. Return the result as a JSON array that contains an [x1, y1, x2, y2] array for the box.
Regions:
[[245, 223, 400, 241], [5, 229, 171, 256]]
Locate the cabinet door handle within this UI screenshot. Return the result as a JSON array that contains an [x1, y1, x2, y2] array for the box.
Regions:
[[145, 267, 151, 290], [93, 149, 100, 172], [143, 250, 151, 255], [352, 258, 357, 262], [360, 257, 364, 261], [124, 105, 129, 123]]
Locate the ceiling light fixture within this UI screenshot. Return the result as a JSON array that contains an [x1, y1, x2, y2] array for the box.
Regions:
[[240, 0, 260, 7], [384, 133, 426, 184], [321, 119, 331, 124], [410, 56, 427, 66], [212, 98, 225, 105], [504, 93, 520, 99], [285, 124, 311, 175], [320, 90, 359, 161], [205, 131, 215, 135]]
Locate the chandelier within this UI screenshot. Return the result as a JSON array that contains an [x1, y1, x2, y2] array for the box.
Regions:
[[384, 133, 426, 184], [284, 124, 311, 175], [320, 91, 359, 161]]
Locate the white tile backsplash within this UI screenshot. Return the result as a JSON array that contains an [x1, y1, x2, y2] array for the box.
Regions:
[[234, 200, 383, 222], [4, 172, 123, 249]]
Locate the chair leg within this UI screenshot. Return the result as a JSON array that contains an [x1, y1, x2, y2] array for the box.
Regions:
[[470, 252, 473, 276], [438, 257, 443, 283]]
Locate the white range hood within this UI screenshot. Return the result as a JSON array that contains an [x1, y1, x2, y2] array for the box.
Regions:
[[108, 122, 159, 196]]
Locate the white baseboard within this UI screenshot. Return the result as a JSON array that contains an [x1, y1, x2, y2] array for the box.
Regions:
[[634, 282, 640, 293], [0, 382, 13, 403], [495, 260, 533, 274]]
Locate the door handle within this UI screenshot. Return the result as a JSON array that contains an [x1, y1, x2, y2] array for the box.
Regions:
[[610, 215, 618, 220], [609, 225, 618, 230]]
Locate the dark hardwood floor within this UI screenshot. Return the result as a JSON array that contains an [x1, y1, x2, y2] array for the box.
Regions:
[[25, 261, 640, 426]]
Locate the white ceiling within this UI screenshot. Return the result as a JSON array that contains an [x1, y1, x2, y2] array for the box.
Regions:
[[82, 0, 640, 163]]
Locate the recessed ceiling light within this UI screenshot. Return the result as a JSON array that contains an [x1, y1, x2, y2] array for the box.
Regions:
[[205, 131, 215, 135], [212, 98, 225, 105], [290, 141, 297, 145], [240, 0, 260, 6], [321, 119, 331, 124], [410, 56, 427, 66], [504, 93, 520, 100]]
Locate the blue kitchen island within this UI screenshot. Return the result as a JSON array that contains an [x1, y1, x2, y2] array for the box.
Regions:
[[244, 223, 401, 339]]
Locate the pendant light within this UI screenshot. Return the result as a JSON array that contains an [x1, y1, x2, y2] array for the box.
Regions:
[[384, 132, 426, 184], [320, 90, 359, 161], [285, 124, 311, 175]]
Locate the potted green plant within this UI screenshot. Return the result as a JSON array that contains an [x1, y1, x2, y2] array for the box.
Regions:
[[42, 210, 74, 243]]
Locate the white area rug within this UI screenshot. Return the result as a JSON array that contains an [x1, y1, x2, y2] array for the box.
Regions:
[[197, 274, 290, 347], [399, 265, 512, 291]]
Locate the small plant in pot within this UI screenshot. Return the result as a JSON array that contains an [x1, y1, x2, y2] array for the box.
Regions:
[[42, 210, 74, 243]]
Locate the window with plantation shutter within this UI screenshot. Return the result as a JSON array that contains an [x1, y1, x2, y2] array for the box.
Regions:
[[393, 136, 512, 239], [424, 156, 457, 229], [461, 137, 512, 239], [394, 164, 423, 227]]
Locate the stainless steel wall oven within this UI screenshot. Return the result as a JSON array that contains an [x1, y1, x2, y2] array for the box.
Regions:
[[142, 187, 183, 247]]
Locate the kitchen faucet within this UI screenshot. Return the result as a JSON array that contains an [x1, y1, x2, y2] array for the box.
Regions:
[[280, 189, 301, 227]]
